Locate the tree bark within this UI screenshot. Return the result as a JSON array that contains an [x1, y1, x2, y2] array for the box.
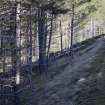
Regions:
[[29, 6, 32, 68], [10, 6, 17, 76], [60, 18, 63, 52], [70, 4, 75, 56], [15, 1, 21, 85], [38, 8, 47, 74], [47, 14, 53, 58], [71, 4, 74, 47]]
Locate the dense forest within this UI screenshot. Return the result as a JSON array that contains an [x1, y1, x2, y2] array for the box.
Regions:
[[0, 0, 105, 105]]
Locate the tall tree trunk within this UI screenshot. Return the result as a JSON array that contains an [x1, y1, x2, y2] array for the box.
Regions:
[[60, 18, 63, 52], [91, 18, 94, 37], [10, 6, 17, 76], [45, 12, 48, 50], [38, 8, 47, 74], [70, 4, 75, 56], [29, 6, 32, 68], [15, 1, 21, 85], [47, 14, 53, 58], [0, 23, 5, 73], [13, 2, 21, 105]]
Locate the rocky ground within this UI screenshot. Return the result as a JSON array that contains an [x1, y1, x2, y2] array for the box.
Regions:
[[19, 36, 105, 105]]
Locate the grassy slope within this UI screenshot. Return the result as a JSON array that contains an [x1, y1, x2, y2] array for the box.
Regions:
[[18, 35, 105, 105], [76, 37, 105, 105]]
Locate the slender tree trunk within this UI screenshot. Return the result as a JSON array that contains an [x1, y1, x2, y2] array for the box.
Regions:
[[67, 23, 71, 49], [47, 14, 53, 58], [70, 4, 75, 56], [45, 12, 48, 49], [91, 18, 95, 37], [29, 6, 32, 67], [2, 56, 5, 73], [15, 1, 21, 86], [13, 2, 21, 105], [0, 24, 5, 73], [60, 18, 63, 52], [26, 18, 30, 63]]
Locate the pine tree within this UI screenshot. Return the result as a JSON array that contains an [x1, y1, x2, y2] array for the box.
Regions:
[[25, 0, 69, 74], [67, 0, 97, 55]]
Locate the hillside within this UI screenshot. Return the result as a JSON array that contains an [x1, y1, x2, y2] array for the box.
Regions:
[[18, 35, 105, 105], [0, 1, 105, 105], [50, 0, 105, 53]]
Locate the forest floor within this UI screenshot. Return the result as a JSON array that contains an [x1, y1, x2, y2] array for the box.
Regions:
[[19, 35, 105, 105]]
